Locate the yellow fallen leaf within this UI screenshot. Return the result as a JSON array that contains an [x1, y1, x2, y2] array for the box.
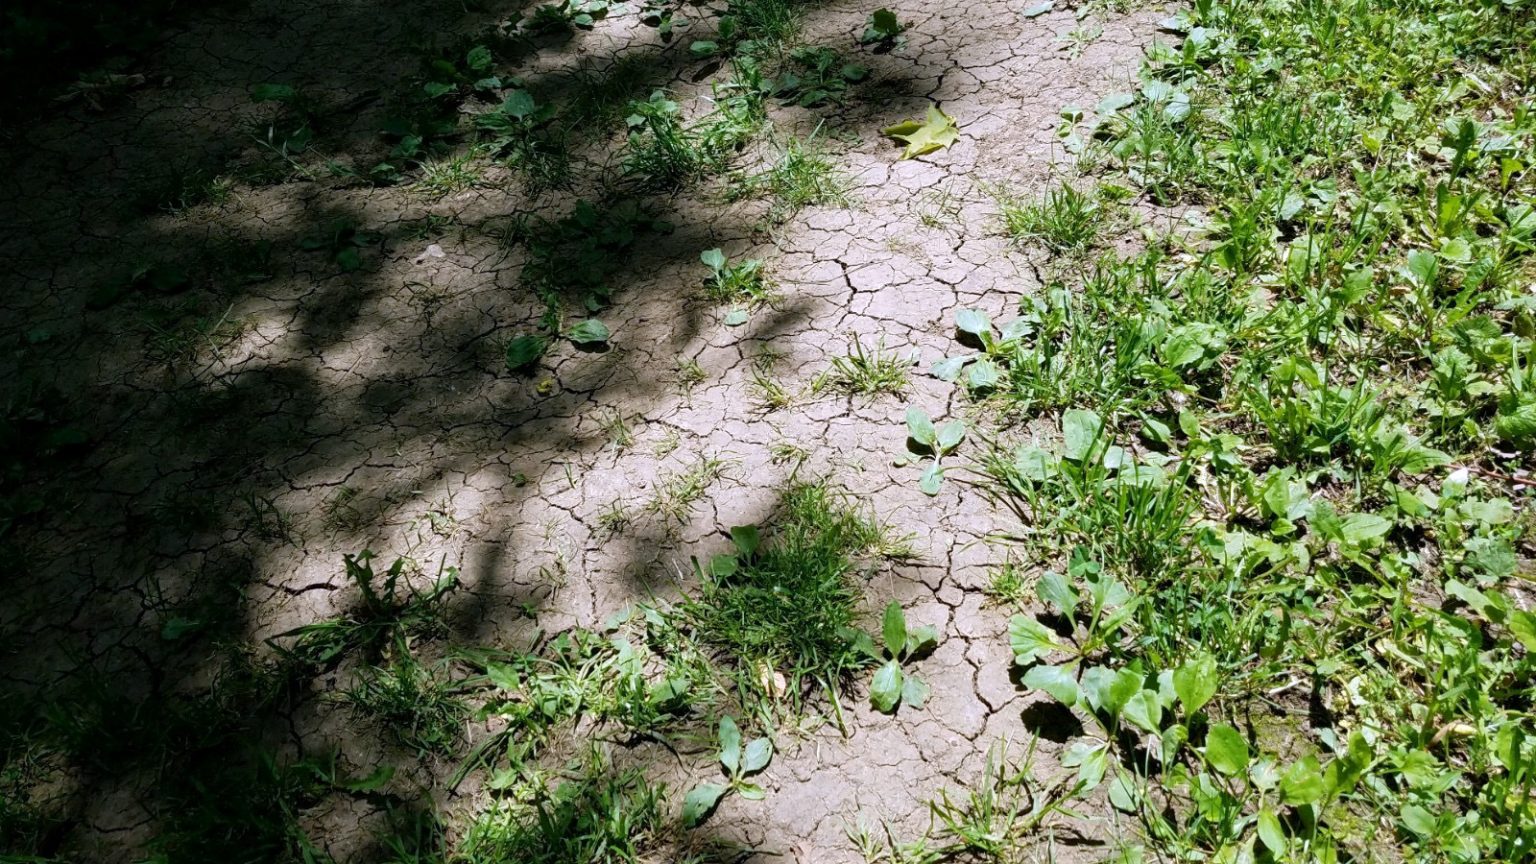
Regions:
[[882, 105, 959, 159]]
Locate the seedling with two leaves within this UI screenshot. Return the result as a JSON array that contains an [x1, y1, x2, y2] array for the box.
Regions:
[[861, 9, 906, 47], [504, 319, 610, 373], [854, 601, 938, 714], [421, 43, 504, 100], [299, 219, 379, 273], [931, 308, 1031, 392], [771, 47, 868, 108], [683, 715, 773, 826], [1007, 551, 1139, 691], [524, 0, 610, 32], [477, 88, 560, 155], [897, 407, 965, 495]]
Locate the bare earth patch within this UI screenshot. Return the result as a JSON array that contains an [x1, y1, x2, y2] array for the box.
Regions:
[[0, 0, 1172, 861]]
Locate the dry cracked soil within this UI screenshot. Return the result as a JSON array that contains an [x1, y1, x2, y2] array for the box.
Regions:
[[0, 0, 1179, 860]]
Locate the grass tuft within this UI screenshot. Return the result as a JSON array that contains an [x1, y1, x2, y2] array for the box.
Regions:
[[680, 481, 898, 712]]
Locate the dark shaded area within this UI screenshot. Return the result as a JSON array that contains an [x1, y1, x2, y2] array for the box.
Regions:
[[0, 0, 947, 858], [1, 0, 221, 113]]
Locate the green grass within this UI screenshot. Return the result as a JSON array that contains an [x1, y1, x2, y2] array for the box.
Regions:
[[269, 552, 458, 667], [416, 151, 484, 197], [700, 250, 774, 304], [341, 648, 467, 756], [141, 303, 246, 367], [561, 56, 663, 130], [732, 135, 850, 223], [646, 456, 729, 525], [458, 747, 720, 864], [933, 0, 1536, 860], [997, 182, 1102, 253], [815, 337, 912, 397], [749, 368, 796, 410], [679, 481, 900, 713], [622, 92, 715, 190]]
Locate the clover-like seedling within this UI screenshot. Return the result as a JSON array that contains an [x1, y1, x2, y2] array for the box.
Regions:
[[682, 715, 773, 827], [855, 601, 938, 714]]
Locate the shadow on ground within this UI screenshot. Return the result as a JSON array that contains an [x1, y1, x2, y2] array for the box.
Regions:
[[0, 0, 972, 859]]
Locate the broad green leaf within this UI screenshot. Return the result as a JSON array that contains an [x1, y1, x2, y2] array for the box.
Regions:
[[650, 675, 691, 707], [1172, 654, 1218, 715], [723, 309, 749, 327], [1062, 409, 1103, 462], [931, 355, 969, 381], [466, 45, 493, 72], [566, 319, 611, 345], [1279, 755, 1325, 805], [900, 674, 930, 709], [742, 737, 773, 774], [1034, 571, 1078, 619], [339, 765, 395, 792], [335, 246, 362, 272], [882, 106, 960, 160], [1399, 803, 1436, 838], [1022, 664, 1079, 706], [484, 663, 521, 691], [1023, 1, 1053, 17], [505, 334, 547, 372], [1061, 739, 1108, 790], [1510, 609, 1536, 651], [871, 660, 904, 713], [846, 628, 881, 661], [905, 625, 939, 657], [1080, 666, 1140, 717], [906, 407, 937, 447], [882, 601, 908, 657], [1009, 615, 1062, 664], [1324, 733, 1373, 798], [955, 308, 991, 336], [1162, 723, 1189, 765], [967, 358, 1002, 390], [1495, 399, 1536, 444], [730, 525, 760, 558], [700, 248, 727, 271], [1103, 668, 1142, 718], [682, 783, 728, 827], [1122, 689, 1163, 733], [1012, 446, 1054, 481], [1257, 807, 1286, 854], [1406, 249, 1439, 287], [1249, 756, 1281, 791], [936, 420, 965, 451], [689, 40, 720, 57], [1205, 724, 1249, 776], [718, 716, 742, 774], [919, 462, 943, 496], [251, 83, 296, 102], [1338, 512, 1392, 546], [1108, 774, 1139, 812], [862, 8, 901, 42], [502, 89, 536, 119], [1097, 92, 1135, 115], [160, 617, 202, 641], [736, 782, 766, 800]]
